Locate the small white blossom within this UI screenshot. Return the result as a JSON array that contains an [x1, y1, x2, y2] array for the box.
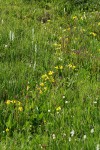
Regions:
[[69, 137, 71, 142], [65, 101, 69, 104], [93, 101, 97, 104], [91, 128, 94, 133], [63, 95, 65, 99], [70, 130, 75, 137], [96, 144, 100, 150], [83, 135, 87, 140], [48, 109, 51, 112], [5, 45, 8, 48], [52, 134, 56, 139], [64, 8, 66, 13], [58, 57, 62, 61]]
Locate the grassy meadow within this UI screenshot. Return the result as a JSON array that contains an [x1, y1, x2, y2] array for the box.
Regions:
[[0, 0, 100, 149]]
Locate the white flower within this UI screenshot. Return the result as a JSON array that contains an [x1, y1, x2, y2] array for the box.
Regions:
[[93, 101, 97, 104], [91, 128, 94, 133], [64, 8, 66, 13], [96, 144, 100, 150], [65, 101, 69, 104], [58, 57, 62, 61], [70, 130, 75, 137], [52, 134, 56, 139], [83, 135, 87, 140], [69, 137, 71, 142], [48, 109, 51, 112], [63, 95, 65, 99], [5, 45, 8, 48]]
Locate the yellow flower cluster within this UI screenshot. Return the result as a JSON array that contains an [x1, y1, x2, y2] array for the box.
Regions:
[[6, 100, 21, 105], [41, 74, 49, 80], [6, 128, 9, 132], [56, 106, 61, 111], [38, 82, 47, 94], [48, 71, 54, 75], [38, 70, 55, 94], [40, 82, 45, 87], [53, 43, 61, 50], [55, 65, 63, 70], [90, 32, 96, 37], [6, 100, 23, 112], [41, 71, 55, 83], [72, 16, 77, 20], [18, 106, 23, 112], [67, 64, 76, 69]]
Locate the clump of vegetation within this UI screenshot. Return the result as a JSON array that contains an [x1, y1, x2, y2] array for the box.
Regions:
[[0, 0, 100, 149]]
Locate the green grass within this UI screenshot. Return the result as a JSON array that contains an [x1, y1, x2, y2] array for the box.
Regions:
[[0, 0, 100, 149]]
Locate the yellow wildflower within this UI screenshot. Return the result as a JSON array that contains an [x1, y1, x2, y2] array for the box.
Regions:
[[72, 65, 76, 69], [41, 74, 49, 80], [55, 66, 59, 69], [56, 106, 61, 111], [6, 128, 9, 132], [98, 22, 100, 26], [68, 64, 76, 69], [48, 71, 54, 75], [40, 82, 44, 87], [17, 101, 21, 106], [90, 32, 96, 37], [6, 100, 11, 105], [72, 16, 77, 20], [12, 100, 16, 104], [50, 77, 55, 83], [18, 106, 23, 112], [53, 43, 58, 46], [62, 29, 66, 32], [68, 64, 73, 68], [59, 65, 63, 69], [47, 20, 51, 22]]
